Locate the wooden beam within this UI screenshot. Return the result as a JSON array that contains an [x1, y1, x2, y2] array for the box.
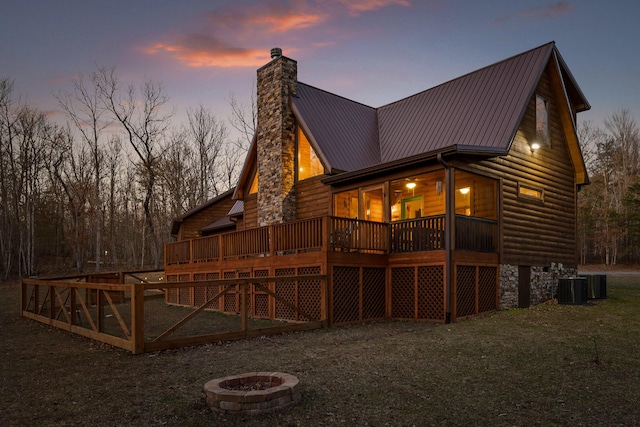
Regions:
[[144, 321, 325, 352], [153, 284, 237, 341]]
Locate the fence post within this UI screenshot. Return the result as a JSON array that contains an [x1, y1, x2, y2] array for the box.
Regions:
[[131, 283, 145, 354], [20, 280, 26, 312]]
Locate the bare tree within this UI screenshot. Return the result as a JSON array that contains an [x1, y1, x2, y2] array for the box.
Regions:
[[186, 105, 228, 200], [47, 128, 93, 272], [95, 66, 173, 268], [227, 89, 256, 150], [56, 73, 112, 272]]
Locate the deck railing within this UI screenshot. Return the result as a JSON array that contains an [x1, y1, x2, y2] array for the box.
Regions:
[[165, 214, 499, 266], [192, 235, 220, 263], [455, 215, 498, 252], [222, 226, 270, 259], [390, 215, 445, 253], [329, 217, 388, 253], [273, 217, 324, 253]]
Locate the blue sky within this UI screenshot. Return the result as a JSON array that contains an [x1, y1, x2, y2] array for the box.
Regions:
[[2, 0, 639, 135]]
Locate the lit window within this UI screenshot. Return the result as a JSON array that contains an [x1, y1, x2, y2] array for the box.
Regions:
[[298, 128, 324, 180], [536, 95, 549, 146], [518, 183, 543, 201], [455, 171, 497, 219], [333, 190, 359, 219], [249, 171, 258, 194]]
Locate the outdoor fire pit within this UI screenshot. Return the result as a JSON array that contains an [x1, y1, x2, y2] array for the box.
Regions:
[[204, 372, 301, 415]]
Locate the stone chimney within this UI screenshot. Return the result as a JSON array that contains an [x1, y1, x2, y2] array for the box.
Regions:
[[256, 48, 297, 226]]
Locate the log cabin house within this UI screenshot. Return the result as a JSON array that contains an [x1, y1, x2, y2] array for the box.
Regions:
[[165, 42, 590, 324]]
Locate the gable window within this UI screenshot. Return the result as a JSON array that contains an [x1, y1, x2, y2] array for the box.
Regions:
[[518, 183, 543, 202], [536, 95, 549, 147], [249, 170, 258, 194], [297, 127, 324, 180]]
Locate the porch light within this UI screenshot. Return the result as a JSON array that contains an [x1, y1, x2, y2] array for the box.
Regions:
[[530, 142, 541, 151], [459, 187, 470, 195], [406, 182, 416, 190]]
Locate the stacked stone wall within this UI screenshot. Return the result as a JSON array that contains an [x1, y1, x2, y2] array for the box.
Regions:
[[256, 53, 297, 226], [499, 263, 578, 309]]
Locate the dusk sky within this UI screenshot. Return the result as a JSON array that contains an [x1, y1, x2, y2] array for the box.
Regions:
[[2, 0, 639, 138]]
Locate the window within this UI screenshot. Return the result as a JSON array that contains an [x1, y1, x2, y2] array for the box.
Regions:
[[248, 170, 258, 194], [297, 127, 324, 180], [390, 171, 445, 221], [333, 186, 385, 222], [333, 189, 359, 219], [536, 95, 549, 146], [518, 183, 543, 201], [454, 170, 497, 220]]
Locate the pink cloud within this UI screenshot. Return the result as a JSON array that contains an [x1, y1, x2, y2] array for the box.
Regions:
[[492, 1, 573, 25], [144, 37, 269, 68], [335, 0, 411, 15], [143, 0, 410, 68], [145, 2, 325, 68], [249, 10, 324, 32]]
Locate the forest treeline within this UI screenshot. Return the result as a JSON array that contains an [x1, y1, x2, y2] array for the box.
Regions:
[[578, 109, 640, 266], [1, 67, 638, 279], [0, 69, 254, 279]]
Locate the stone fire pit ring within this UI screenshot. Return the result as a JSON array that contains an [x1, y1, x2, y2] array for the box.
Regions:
[[204, 372, 301, 415]]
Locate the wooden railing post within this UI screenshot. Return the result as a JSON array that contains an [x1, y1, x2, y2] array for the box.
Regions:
[[241, 283, 248, 334], [131, 283, 145, 354], [322, 217, 329, 252], [269, 225, 275, 257]]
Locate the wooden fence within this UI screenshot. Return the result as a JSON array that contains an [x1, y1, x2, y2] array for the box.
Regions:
[[21, 273, 327, 354]]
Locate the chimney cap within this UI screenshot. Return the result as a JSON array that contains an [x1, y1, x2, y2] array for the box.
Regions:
[[270, 47, 282, 59]]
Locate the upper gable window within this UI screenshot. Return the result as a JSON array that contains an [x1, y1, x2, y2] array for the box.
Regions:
[[297, 127, 324, 180], [536, 95, 549, 147], [249, 169, 258, 194]]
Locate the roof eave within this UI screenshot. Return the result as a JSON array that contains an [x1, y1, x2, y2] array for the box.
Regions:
[[322, 145, 505, 186]]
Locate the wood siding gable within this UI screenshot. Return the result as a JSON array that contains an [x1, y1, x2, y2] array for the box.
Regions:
[[467, 59, 579, 267]]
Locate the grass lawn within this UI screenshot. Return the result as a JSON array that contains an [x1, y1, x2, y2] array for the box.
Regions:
[[2, 275, 640, 426]]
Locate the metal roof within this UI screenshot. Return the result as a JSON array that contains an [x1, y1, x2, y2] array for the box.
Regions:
[[227, 200, 244, 217], [201, 215, 235, 234], [295, 42, 589, 175], [291, 83, 380, 172], [378, 43, 552, 162]]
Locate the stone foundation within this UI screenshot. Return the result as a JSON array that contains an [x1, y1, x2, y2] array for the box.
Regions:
[[499, 263, 577, 309]]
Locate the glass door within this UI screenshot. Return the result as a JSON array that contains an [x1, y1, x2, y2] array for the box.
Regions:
[[361, 186, 384, 222]]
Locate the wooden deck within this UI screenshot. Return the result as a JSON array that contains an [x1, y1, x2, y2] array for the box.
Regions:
[[165, 215, 500, 326]]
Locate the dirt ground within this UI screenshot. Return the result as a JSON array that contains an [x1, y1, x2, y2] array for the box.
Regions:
[[2, 271, 640, 426]]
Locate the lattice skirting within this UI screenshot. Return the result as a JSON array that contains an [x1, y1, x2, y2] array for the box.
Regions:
[[390, 265, 446, 322], [331, 266, 386, 324], [454, 264, 498, 320], [165, 267, 323, 322]]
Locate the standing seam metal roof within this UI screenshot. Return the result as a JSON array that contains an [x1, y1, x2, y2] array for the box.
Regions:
[[292, 42, 587, 174]]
